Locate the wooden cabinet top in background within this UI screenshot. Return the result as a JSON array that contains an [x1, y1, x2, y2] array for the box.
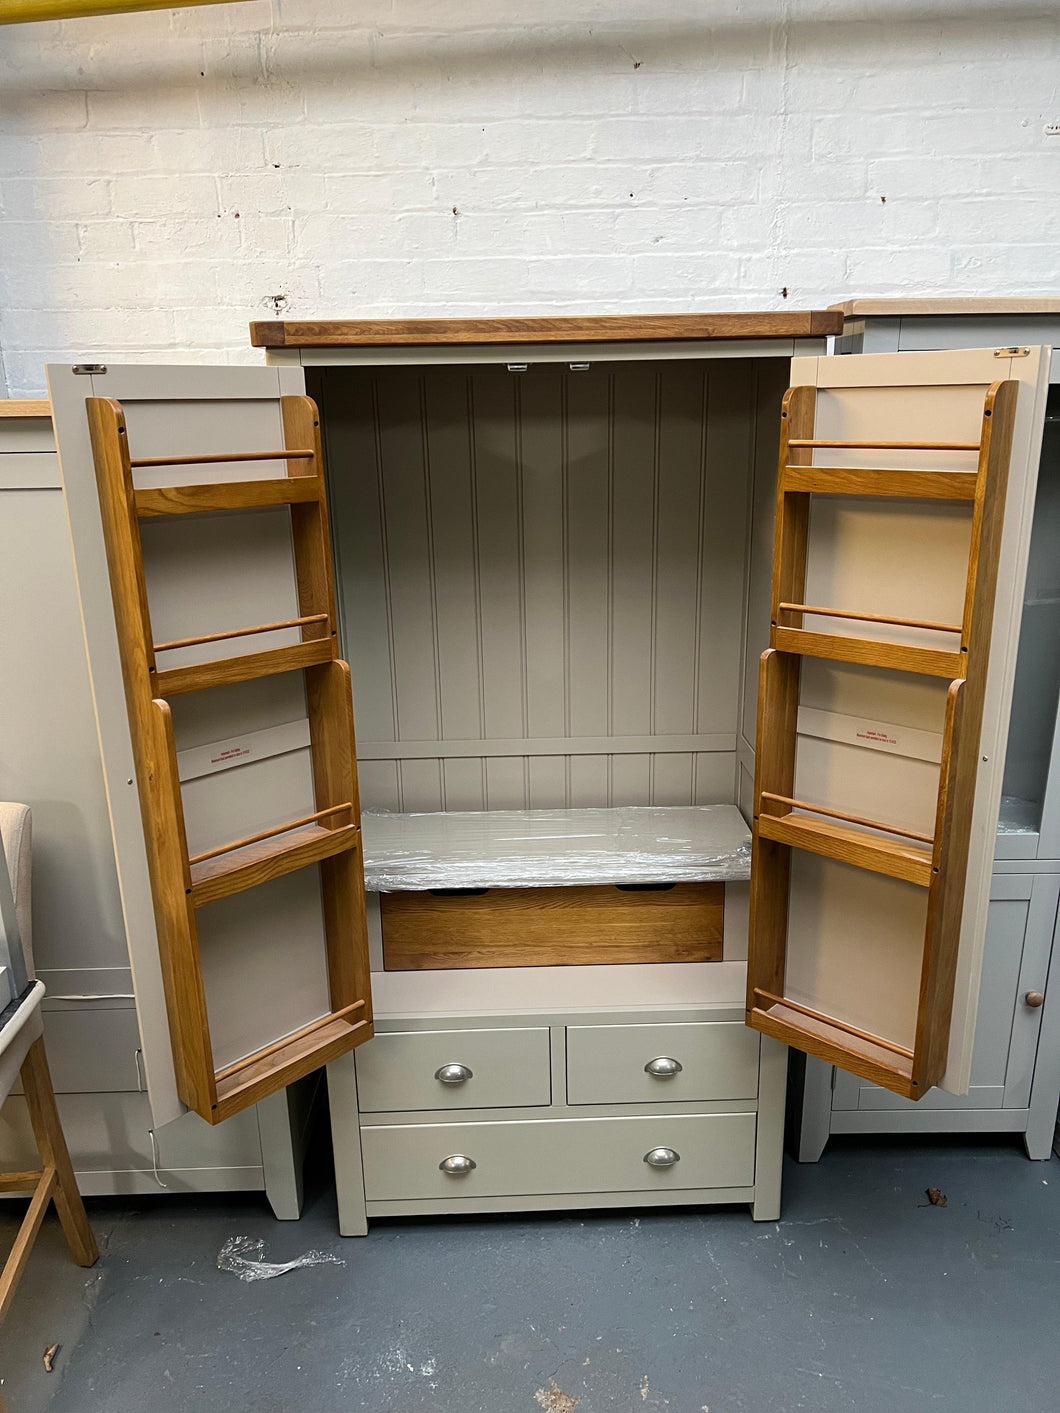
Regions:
[[830, 298, 1060, 318]]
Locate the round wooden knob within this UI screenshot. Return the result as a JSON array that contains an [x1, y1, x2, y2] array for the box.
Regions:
[[1025, 990, 1045, 1008]]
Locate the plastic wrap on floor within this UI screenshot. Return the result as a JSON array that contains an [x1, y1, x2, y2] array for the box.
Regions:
[[361, 804, 751, 892], [217, 1236, 345, 1283]]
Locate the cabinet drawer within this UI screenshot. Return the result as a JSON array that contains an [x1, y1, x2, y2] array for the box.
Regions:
[[0, 1092, 262, 1173], [11, 1008, 141, 1096], [566, 1022, 759, 1105], [380, 883, 723, 970], [355, 1027, 551, 1113], [361, 1112, 756, 1201]]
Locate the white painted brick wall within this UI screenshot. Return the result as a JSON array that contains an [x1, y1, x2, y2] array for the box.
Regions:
[[0, 0, 1057, 393]]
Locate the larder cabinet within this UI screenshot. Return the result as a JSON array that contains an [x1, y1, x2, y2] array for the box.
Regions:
[[35, 311, 1052, 1230]]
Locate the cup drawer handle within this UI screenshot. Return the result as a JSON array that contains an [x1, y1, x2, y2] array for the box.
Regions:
[[644, 1056, 683, 1078], [435, 1063, 473, 1084], [439, 1154, 477, 1176], [644, 1147, 680, 1168]]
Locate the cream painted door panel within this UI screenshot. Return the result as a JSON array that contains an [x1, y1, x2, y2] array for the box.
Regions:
[[361, 1112, 756, 1201], [748, 346, 1051, 1098], [356, 1027, 550, 1113], [49, 363, 308, 1125], [48, 362, 377, 1128], [565, 1022, 759, 1105]]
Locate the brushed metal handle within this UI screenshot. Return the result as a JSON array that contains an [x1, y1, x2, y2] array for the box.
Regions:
[[644, 1056, 683, 1079], [1025, 991, 1046, 1008], [435, 1063, 473, 1084], [439, 1154, 477, 1176], [643, 1147, 680, 1168]]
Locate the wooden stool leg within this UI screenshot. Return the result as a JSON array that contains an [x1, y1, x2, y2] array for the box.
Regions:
[[20, 1037, 98, 1268], [0, 1167, 57, 1323]]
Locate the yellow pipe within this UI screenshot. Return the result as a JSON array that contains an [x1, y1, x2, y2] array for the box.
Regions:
[[0, 0, 254, 23]]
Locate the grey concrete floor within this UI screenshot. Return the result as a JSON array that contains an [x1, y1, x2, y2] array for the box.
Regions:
[[0, 1136, 1057, 1413]]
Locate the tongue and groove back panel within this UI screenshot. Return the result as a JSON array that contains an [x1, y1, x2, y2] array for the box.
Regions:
[[316, 358, 788, 814]]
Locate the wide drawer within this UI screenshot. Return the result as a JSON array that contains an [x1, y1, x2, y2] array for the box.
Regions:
[[380, 883, 723, 970], [361, 1112, 756, 1201], [566, 1021, 759, 1105], [355, 1027, 551, 1113]]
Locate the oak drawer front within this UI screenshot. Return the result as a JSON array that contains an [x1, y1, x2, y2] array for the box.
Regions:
[[380, 883, 723, 971], [566, 1022, 759, 1105], [355, 1027, 551, 1113], [361, 1112, 756, 1201]]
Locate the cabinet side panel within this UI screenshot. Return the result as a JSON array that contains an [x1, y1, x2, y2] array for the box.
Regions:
[[739, 362, 789, 764], [0, 475, 128, 973], [945, 353, 1050, 1089]]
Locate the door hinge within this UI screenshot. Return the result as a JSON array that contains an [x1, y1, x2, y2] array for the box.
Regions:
[[72, 363, 107, 375], [994, 347, 1030, 358]]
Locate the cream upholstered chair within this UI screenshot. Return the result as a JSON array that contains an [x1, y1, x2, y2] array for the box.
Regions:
[[0, 803, 97, 1320]]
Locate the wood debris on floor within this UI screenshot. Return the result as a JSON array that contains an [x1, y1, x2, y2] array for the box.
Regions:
[[534, 1378, 580, 1412]]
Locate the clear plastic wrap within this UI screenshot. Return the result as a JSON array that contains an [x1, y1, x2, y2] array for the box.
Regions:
[[217, 1235, 345, 1283], [361, 804, 751, 892], [996, 795, 1038, 836]]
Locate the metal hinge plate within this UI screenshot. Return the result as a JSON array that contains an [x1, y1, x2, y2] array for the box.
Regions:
[[994, 347, 1030, 358], [72, 364, 107, 375]]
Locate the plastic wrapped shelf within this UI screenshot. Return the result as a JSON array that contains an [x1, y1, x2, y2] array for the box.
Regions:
[[360, 804, 751, 893]]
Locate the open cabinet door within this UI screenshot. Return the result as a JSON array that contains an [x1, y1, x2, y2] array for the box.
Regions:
[[747, 346, 1050, 1100], [48, 364, 373, 1125]]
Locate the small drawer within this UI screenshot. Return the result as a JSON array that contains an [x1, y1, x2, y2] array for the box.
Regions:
[[566, 1021, 759, 1105], [355, 1027, 551, 1113], [361, 1112, 756, 1202]]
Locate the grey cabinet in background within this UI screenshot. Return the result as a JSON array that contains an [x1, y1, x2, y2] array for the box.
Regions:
[[826, 876, 1058, 1121]]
